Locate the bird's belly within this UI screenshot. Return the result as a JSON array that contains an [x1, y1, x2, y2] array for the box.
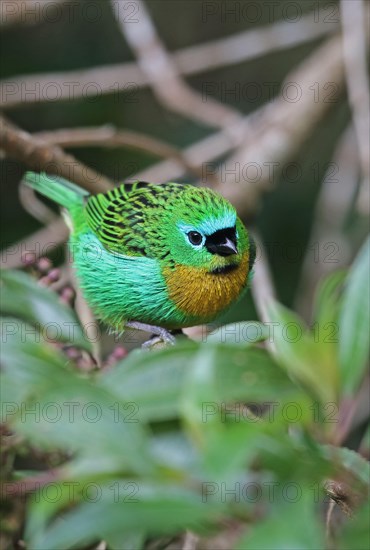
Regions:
[[162, 255, 249, 322], [71, 232, 249, 330]]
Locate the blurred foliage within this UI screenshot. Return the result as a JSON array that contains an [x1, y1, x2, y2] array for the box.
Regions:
[[1, 239, 369, 549], [1, 0, 369, 548]]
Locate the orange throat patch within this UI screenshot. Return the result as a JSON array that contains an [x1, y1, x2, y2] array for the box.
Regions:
[[162, 253, 249, 321]]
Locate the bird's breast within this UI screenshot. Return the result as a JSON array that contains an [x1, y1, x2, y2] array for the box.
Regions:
[[162, 253, 250, 321]]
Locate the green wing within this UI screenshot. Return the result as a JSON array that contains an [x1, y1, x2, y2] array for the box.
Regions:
[[85, 181, 182, 257]]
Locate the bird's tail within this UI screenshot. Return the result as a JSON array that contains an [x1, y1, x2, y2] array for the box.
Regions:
[[24, 172, 89, 210]]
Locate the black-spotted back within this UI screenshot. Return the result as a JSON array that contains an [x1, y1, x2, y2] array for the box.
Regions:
[[85, 181, 183, 257]]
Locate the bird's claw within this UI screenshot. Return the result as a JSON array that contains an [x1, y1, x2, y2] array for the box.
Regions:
[[125, 321, 177, 348]]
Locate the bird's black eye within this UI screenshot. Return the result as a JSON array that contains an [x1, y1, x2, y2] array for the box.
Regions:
[[187, 231, 203, 246]]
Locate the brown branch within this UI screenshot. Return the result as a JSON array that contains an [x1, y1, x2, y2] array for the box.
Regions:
[[295, 127, 358, 319], [212, 33, 348, 215], [176, 13, 337, 76], [333, 376, 370, 446], [251, 232, 277, 327], [18, 184, 57, 224], [0, 11, 335, 109], [182, 531, 199, 550], [33, 125, 203, 180], [0, 0, 67, 28], [110, 0, 240, 131], [1, 469, 61, 497], [340, 0, 370, 215], [0, 217, 68, 269], [0, 115, 113, 192], [133, 32, 368, 220]]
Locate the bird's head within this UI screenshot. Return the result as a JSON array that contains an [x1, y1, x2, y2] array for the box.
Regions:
[[162, 187, 252, 274]]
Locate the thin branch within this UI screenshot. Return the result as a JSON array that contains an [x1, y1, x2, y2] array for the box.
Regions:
[[340, 0, 370, 215], [33, 125, 203, 179], [0, 115, 113, 192], [175, 13, 338, 76], [0, 11, 336, 109], [110, 0, 241, 131], [212, 33, 349, 215], [251, 232, 277, 326], [18, 183, 57, 224], [132, 111, 261, 183], [333, 375, 370, 446], [70, 263, 102, 367], [2, 469, 60, 496], [295, 127, 358, 319], [325, 499, 336, 545], [182, 531, 199, 550], [0, 217, 68, 269], [0, 0, 67, 28], [134, 33, 359, 219]]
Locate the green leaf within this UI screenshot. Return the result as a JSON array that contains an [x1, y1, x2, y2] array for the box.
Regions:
[[268, 301, 338, 403], [179, 344, 306, 479], [359, 424, 370, 456], [0, 317, 72, 408], [100, 343, 197, 421], [105, 532, 145, 550], [27, 483, 223, 550], [313, 269, 346, 327], [235, 489, 325, 550], [1, 319, 154, 476], [339, 238, 370, 396], [102, 342, 298, 424], [323, 445, 370, 487], [205, 322, 269, 345], [0, 269, 90, 351], [338, 500, 370, 550]]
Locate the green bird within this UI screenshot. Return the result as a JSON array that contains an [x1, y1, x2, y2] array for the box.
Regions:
[[24, 172, 255, 343]]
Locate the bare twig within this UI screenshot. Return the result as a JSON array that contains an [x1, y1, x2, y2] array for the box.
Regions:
[[333, 375, 370, 446], [251, 232, 277, 327], [325, 499, 336, 543], [212, 33, 349, 214], [136, 33, 368, 219], [2, 469, 61, 496], [18, 184, 57, 224], [324, 481, 355, 518], [295, 127, 358, 318], [110, 0, 241, 133], [182, 531, 199, 550], [0, 217, 68, 269], [0, 11, 336, 109], [70, 264, 102, 367], [0, 115, 113, 192], [0, 0, 67, 27], [34, 125, 203, 179], [340, 0, 370, 215], [175, 13, 338, 76]]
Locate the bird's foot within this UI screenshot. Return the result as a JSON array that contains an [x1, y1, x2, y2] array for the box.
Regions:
[[125, 321, 178, 348]]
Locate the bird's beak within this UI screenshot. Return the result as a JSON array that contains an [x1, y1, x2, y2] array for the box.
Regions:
[[206, 237, 238, 256]]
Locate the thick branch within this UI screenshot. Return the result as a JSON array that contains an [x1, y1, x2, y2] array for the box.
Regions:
[[34, 126, 202, 179], [0, 115, 113, 192]]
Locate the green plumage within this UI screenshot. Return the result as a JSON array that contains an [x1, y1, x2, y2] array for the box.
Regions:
[[24, 172, 255, 332]]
